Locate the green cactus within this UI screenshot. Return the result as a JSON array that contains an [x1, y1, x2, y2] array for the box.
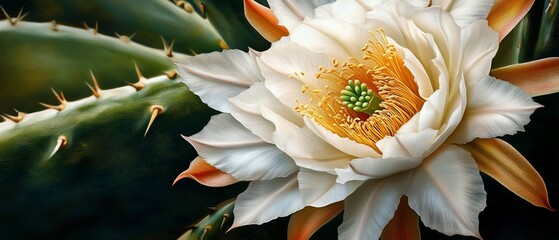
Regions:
[[0, 0, 225, 54], [534, 0, 559, 59], [177, 199, 235, 240], [0, 19, 194, 113], [0, 74, 250, 238]]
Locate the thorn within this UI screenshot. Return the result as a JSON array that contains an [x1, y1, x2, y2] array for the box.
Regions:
[[2, 110, 26, 123], [1, 6, 27, 26], [40, 89, 67, 111], [200, 226, 211, 240], [48, 135, 68, 159], [126, 63, 146, 91], [115, 33, 135, 43], [218, 39, 229, 49], [144, 105, 164, 137], [221, 213, 230, 229], [165, 70, 178, 80], [206, 207, 217, 213], [93, 21, 98, 35], [189, 48, 198, 56], [183, 2, 194, 13], [50, 20, 58, 31], [161, 37, 175, 57], [86, 70, 102, 98], [175, 0, 193, 13], [199, 2, 207, 18]]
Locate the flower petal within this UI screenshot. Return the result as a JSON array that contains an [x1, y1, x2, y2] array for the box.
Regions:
[[338, 175, 408, 240], [431, 0, 495, 28], [461, 20, 499, 87], [258, 39, 331, 108], [262, 106, 351, 172], [304, 118, 381, 158], [185, 113, 298, 181], [450, 75, 541, 144], [490, 57, 559, 97], [173, 157, 239, 187], [229, 82, 303, 144], [290, 17, 371, 59], [380, 196, 420, 240], [461, 138, 554, 211], [244, 0, 288, 42], [298, 168, 362, 207], [407, 145, 486, 238], [288, 201, 344, 240], [232, 174, 304, 228], [487, 0, 535, 41], [348, 128, 439, 179], [267, 0, 335, 31], [175, 50, 262, 112]]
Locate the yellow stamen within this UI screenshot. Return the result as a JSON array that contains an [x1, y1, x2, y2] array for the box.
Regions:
[[295, 29, 425, 153]]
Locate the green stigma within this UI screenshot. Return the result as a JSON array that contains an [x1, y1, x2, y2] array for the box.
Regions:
[[339, 80, 382, 115]]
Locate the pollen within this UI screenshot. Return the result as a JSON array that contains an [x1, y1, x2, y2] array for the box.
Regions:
[[295, 29, 425, 153]]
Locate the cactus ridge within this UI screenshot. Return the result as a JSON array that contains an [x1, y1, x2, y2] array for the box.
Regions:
[[0, 72, 211, 163]]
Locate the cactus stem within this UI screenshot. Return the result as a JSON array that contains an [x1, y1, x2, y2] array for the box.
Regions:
[[144, 105, 164, 137], [2, 110, 26, 123], [86, 70, 102, 98], [50, 20, 58, 31], [39, 89, 68, 112], [47, 135, 68, 159], [161, 37, 175, 58], [0, 6, 27, 26], [115, 32, 136, 43], [165, 70, 178, 80]]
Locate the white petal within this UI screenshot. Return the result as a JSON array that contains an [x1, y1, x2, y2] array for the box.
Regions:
[[261, 106, 351, 172], [329, 0, 370, 25], [451, 75, 541, 144], [268, 0, 335, 31], [175, 50, 262, 113], [304, 118, 381, 158], [290, 17, 370, 59], [407, 145, 486, 237], [258, 39, 332, 108], [229, 82, 303, 143], [335, 165, 373, 184], [461, 20, 499, 87], [410, 7, 462, 83], [347, 129, 438, 179], [431, 0, 494, 28], [185, 114, 297, 181], [338, 175, 408, 240], [298, 168, 362, 207], [232, 174, 304, 228]]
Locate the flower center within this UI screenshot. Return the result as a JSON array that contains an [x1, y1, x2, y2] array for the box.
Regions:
[[295, 29, 425, 153]]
